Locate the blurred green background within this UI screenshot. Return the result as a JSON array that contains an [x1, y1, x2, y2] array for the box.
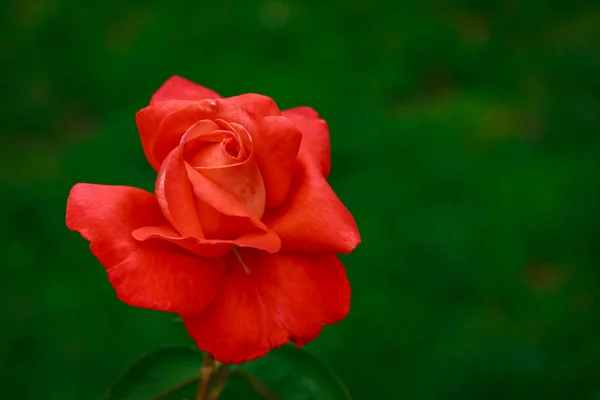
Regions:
[[1, 0, 600, 398]]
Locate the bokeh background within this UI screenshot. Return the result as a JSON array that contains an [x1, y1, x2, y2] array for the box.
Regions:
[[2, 0, 600, 398]]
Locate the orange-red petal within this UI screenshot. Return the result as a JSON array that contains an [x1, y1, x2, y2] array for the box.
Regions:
[[182, 250, 350, 363], [284, 106, 319, 119], [224, 93, 281, 116], [139, 100, 258, 171], [186, 164, 268, 238], [250, 251, 350, 346], [252, 116, 302, 208], [66, 183, 225, 315], [132, 225, 281, 258], [187, 121, 267, 218], [137, 97, 302, 210], [264, 161, 361, 253], [283, 107, 331, 178], [136, 100, 196, 170], [151, 75, 222, 103], [155, 144, 205, 238]]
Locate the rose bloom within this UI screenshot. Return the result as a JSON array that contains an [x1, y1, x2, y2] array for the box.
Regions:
[[66, 76, 360, 363]]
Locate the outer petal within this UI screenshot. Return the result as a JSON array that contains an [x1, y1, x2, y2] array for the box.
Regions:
[[264, 161, 361, 253], [136, 100, 195, 170], [283, 107, 331, 178], [183, 250, 350, 363], [132, 225, 281, 258], [151, 76, 222, 103], [66, 183, 225, 315], [252, 116, 302, 208], [139, 100, 255, 172], [183, 268, 288, 363], [224, 93, 281, 116], [284, 106, 319, 119], [251, 251, 350, 346]]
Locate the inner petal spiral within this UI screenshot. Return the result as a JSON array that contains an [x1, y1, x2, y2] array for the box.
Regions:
[[183, 120, 248, 168], [180, 119, 267, 223]]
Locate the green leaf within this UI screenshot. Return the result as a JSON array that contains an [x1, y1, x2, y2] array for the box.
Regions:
[[104, 346, 202, 400], [221, 345, 352, 400]]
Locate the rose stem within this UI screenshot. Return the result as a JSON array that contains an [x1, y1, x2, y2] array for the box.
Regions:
[[208, 364, 230, 400], [195, 352, 216, 400]]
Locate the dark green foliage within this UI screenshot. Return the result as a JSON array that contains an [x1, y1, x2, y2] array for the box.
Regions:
[[104, 346, 201, 400], [223, 345, 352, 400]]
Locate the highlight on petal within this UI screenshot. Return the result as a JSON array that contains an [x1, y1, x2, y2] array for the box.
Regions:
[[283, 107, 331, 178], [183, 250, 350, 363], [66, 183, 225, 315], [264, 160, 361, 254], [151, 75, 222, 103]]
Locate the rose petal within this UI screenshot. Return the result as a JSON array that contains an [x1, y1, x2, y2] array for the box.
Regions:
[[252, 116, 302, 208], [187, 121, 266, 217], [132, 225, 281, 258], [264, 160, 361, 253], [141, 100, 257, 171], [156, 122, 269, 240], [132, 225, 233, 258], [66, 183, 224, 315], [146, 99, 301, 209], [183, 122, 239, 167], [187, 165, 268, 239], [151, 76, 222, 103], [214, 120, 253, 157], [251, 251, 350, 346], [136, 100, 194, 170], [183, 266, 288, 363], [182, 250, 350, 363], [284, 106, 319, 119], [218, 95, 303, 208], [137, 98, 303, 210], [283, 107, 331, 178], [225, 93, 281, 116], [156, 146, 205, 238], [186, 164, 264, 222]]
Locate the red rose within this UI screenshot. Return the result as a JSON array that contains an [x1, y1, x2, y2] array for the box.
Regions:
[[66, 76, 361, 363]]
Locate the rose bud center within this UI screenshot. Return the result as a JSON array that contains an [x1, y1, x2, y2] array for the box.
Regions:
[[181, 119, 266, 220]]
